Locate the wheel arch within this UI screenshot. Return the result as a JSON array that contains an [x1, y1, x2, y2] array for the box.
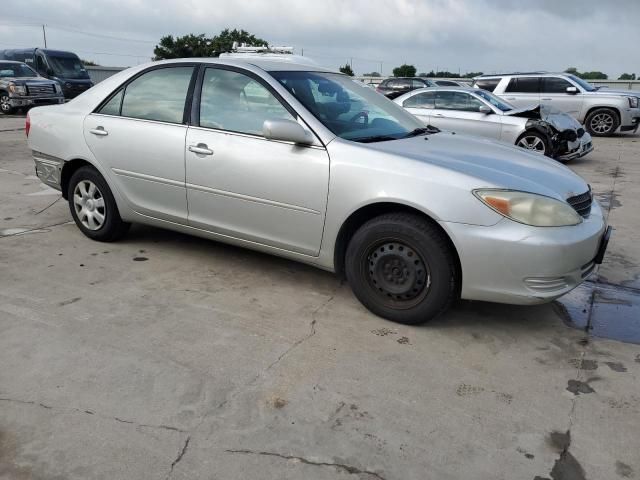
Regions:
[[585, 105, 620, 123], [60, 158, 94, 199], [332, 201, 462, 288]]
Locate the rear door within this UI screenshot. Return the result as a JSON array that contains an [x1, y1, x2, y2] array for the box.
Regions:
[[84, 65, 196, 223], [540, 76, 583, 117], [401, 91, 435, 125], [430, 91, 502, 139], [501, 77, 540, 108]]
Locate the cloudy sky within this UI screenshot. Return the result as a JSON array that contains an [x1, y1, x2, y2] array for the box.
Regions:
[[1, 0, 638, 77]]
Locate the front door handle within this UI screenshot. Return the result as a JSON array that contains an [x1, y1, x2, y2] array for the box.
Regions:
[[541, 98, 552, 101], [89, 127, 108, 136], [188, 143, 214, 156]]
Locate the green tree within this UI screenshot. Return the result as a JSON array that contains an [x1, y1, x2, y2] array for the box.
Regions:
[[363, 71, 381, 77], [339, 64, 354, 76], [392, 64, 416, 77], [618, 73, 636, 80], [81, 59, 99, 66], [153, 29, 268, 60], [564, 67, 608, 80], [463, 71, 483, 78]]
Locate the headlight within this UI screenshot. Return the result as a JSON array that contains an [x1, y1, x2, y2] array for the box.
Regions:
[[8, 83, 27, 96], [629, 96, 640, 108], [473, 189, 583, 227]]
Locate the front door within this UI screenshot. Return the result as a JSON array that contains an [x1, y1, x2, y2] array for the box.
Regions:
[[540, 76, 584, 118], [185, 66, 329, 256], [401, 90, 435, 125], [430, 91, 502, 140], [84, 65, 196, 222]]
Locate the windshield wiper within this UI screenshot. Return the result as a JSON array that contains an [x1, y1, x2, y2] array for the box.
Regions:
[[402, 126, 440, 138], [353, 135, 399, 143]]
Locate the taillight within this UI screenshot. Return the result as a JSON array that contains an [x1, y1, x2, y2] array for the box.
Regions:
[[25, 112, 31, 137]]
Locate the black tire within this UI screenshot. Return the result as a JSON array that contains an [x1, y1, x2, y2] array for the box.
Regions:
[[345, 212, 459, 325], [585, 108, 620, 136], [0, 92, 16, 115], [67, 166, 130, 242], [515, 130, 551, 157]]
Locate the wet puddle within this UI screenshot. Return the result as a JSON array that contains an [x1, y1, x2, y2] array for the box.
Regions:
[[555, 282, 640, 344]]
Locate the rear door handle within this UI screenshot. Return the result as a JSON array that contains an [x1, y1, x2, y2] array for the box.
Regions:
[[89, 127, 108, 136], [506, 97, 516, 101], [188, 143, 214, 156], [541, 98, 552, 101]]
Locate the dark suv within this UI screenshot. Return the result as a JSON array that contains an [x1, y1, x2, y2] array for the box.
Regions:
[[0, 61, 64, 114], [376, 77, 436, 99]]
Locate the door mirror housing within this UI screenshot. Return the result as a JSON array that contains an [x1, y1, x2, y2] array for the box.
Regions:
[[478, 105, 492, 114], [566, 86, 578, 94], [263, 119, 314, 145]]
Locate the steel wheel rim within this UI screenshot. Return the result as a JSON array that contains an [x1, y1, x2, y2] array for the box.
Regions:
[[73, 180, 106, 231], [0, 95, 10, 112], [365, 239, 431, 308], [517, 135, 546, 154], [590, 113, 614, 134]]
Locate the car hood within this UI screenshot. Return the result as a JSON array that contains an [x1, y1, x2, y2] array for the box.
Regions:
[[3, 78, 56, 86], [503, 104, 582, 131], [587, 88, 640, 97], [362, 132, 590, 200]]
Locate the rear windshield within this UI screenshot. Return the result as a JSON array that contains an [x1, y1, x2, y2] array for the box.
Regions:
[[473, 78, 500, 92]]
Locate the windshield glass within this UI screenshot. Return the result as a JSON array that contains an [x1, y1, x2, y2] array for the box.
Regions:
[[47, 56, 89, 79], [0, 63, 38, 78], [474, 89, 513, 112], [270, 71, 425, 142], [566, 74, 597, 92]]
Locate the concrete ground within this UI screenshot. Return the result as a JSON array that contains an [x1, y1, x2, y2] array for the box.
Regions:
[[1, 113, 639, 480]]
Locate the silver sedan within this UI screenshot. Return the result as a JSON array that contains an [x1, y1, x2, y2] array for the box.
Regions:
[[27, 59, 610, 324], [395, 87, 593, 161]]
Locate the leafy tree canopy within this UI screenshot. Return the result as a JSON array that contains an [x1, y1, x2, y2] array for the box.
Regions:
[[618, 73, 636, 80], [564, 67, 608, 80], [339, 64, 354, 76], [154, 29, 268, 60], [363, 71, 381, 77], [393, 64, 417, 77]]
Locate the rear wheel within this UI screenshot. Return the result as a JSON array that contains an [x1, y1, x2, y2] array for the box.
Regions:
[[67, 166, 130, 242], [585, 108, 619, 136], [516, 131, 550, 156], [0, 92, 15, 115], [345, 213, 459, 325]]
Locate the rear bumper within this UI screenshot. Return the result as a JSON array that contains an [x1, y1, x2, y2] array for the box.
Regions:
[[441, 199, 608, 305]]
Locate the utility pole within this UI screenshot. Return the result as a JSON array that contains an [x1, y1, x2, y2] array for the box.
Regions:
[[380, 61, 383, 75], [42, 25, 47, 48], [301, 48, 303, 56]]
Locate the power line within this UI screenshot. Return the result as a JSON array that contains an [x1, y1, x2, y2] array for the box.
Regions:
[[0, 22, 156, 44]]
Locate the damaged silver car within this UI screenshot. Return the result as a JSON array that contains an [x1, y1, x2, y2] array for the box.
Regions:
[[395, 87, 593, 161]]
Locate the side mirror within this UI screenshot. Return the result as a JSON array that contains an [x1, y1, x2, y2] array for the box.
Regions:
[[263, 119, 314, 145], [566, 86, 578, 94], [478, 105, 492, 114]]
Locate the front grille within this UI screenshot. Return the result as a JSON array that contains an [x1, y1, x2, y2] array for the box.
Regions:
[[567, 189, 592, 218], [26, 84, 56, 95]]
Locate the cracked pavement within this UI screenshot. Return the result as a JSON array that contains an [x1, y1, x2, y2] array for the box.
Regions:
[[1, 114, 640, 479]]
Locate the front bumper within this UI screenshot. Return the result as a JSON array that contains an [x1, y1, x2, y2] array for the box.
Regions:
[[9, 95, 64, 108], [441, 199, 608, 305], [557, 131, 594, 161], [619, 108, 640, 132]]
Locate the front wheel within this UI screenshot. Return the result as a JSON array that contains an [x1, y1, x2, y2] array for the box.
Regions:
[[0, 93, 16, 115], [585, 108, 619, 136], [345, 213, 459, 325], [67, 166, 130, 242], [516, 131, 550, 156]]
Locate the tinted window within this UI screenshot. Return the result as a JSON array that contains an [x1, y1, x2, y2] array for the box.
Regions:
[[473, 79, 500, 92], [121, 67, 194, 124], [411, 79, 428, 88], [435, 91, 485, 112], [435, 80, 460, 87], [403, 91, 435, 108], [98, 90, 124, 116], [505, 77, 539, 93], [541, 77, 573, 93], [199, 68, 293, 135], [0, 63, 37, 78]]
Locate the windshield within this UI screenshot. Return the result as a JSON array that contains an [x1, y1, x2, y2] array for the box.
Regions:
[[270, 71, 425, 142], [0, 63, 38, 78], [47, 56, 89, 79], [566, 74, 597, 92], [474, 89, 513, 112]]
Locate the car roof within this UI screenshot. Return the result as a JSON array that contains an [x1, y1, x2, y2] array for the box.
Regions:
[[475, 72, 570, 79], [160, 57, 338, 73], [0, 60, 26, 65], [404, 86, 477, 94]]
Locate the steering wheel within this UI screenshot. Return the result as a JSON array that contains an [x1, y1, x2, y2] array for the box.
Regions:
[[349, 111, 369, 125]]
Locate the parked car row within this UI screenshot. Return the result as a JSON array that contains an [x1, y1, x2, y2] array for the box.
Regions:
[[27, 57, 611, 325], [375, 77, 467, 99]]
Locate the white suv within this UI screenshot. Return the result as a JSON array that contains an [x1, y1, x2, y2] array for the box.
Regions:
[[473, 72, 640, 136]]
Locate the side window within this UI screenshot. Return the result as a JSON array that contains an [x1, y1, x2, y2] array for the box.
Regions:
[[120, 66, 194, 124], [36, 55, 47, 75], [474, 79, 500, 92], [505, 77, 539, 93], [542, 77, 572, 94], [98, 90, 124, 115], [199, 68, 294, 135], [403, 91, 435, 108], [435, 91, 485, 112], [411, 79, 426, 89]]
